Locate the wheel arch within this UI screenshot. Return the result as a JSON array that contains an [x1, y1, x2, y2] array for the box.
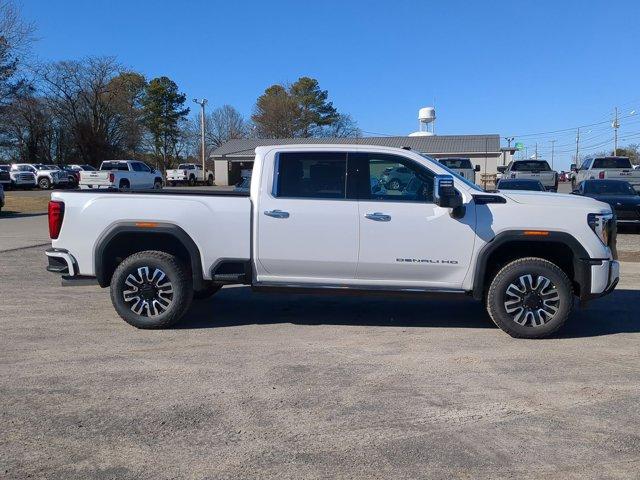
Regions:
[[472, 231, 591, 300], [95, 222, 204, 290]]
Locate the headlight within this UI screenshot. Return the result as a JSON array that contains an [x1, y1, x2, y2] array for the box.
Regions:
[[587, 213, 614, 246]]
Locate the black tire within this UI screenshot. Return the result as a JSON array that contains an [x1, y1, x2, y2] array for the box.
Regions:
[[388, 178, 401, 190], [170, 181, 176, 187], [206, 175, 214, 186], [193, 282, 221, 300], [188, 175, 196, 187], [110, 250, 193, 329], [153, 178, 163, 189], [38, 177, 51, 189], [119, 179, 130, 190], [486, 257, 573, 339]]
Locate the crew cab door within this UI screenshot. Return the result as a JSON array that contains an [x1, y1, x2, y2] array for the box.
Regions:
[[353, 152, 476, 289], [255, 151, 359, 283]]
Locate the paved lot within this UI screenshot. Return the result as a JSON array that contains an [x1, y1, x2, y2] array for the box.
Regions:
[[1, 215, 640, 478]]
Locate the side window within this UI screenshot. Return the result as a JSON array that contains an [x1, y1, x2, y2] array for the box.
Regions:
[[581, 158, 592, 170], [274, 152, 347, 199], [131, 162, 143, 172], [364, 153, 435, 202]]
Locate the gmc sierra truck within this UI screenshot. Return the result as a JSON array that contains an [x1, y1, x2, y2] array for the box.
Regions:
[[45, 145, 619, 339], [503, 160, 558, 192], [79, 160, 163, 190], [166, 163, 214, 186], [573, 156, 640, 189]]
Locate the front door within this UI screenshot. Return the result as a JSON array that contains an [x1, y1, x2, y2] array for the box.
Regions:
[[256, 151, 359, 283], [354, 152, 477, 289]]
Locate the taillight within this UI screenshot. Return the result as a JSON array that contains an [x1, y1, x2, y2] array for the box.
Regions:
[[183, 170, 188, 175], [48, 201, 65, 239], [598, 171, 605, 179], [109, 172, 115, 183]]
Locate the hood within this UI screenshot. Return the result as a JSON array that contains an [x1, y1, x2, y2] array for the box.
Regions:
[[502, 191, 611, 212]]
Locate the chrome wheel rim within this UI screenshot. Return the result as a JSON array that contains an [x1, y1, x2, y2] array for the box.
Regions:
[[504, 274, 560, 327], [122, 266, 173, 317]]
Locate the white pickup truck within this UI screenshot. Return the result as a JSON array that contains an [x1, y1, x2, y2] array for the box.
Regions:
[[438, 158, 480, 183], [79, 160, 163, 190], [166, 163, 214, 186], [502, 160, 558, 192], [45, 145, 619, 339], [573, 156, 640, 189]]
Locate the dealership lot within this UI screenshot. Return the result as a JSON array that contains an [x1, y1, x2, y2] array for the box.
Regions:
[[1, 207, 640, 479]]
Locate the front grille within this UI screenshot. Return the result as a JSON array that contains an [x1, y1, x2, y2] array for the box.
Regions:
[[615, 208, 640, 220]]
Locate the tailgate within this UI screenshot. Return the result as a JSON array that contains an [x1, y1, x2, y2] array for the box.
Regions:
[[603, 170, 640, 185], [80, 171, 112, 185], [511, 171, 555, 185]]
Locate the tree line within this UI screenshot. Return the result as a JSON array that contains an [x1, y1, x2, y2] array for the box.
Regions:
[[0, 2, 359, 171]]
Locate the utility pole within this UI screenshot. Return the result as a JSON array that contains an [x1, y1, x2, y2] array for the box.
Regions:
[[550, 140, 555, 169], [193, 98, 208, 175], [575, 128, 580, 165], [613, 106, 619, 156]]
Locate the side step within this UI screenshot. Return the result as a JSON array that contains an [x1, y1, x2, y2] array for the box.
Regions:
[[212, 273, 247, 284], [210, 259, 251, 285]]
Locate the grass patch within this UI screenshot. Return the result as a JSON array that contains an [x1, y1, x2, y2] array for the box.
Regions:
[[2, 192, 50, 215]]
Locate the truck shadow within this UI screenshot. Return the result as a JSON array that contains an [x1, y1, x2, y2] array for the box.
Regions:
[[179, 287, 640, 338]]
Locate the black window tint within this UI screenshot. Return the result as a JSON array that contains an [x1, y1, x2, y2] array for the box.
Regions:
[[363, 153, 435, 202], [592, 157, 632, 169], [275, 152, 347, 199], [511, 161, 551, 171]]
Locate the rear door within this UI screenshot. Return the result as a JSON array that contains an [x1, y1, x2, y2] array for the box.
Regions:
[[256, 151, 359, 283], [353, 152, 477, 289]]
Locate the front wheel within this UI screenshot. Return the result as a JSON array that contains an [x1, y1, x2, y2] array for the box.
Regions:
[[110, 250, 193, 329], [38, 177, 51, 189], [206, 175, 214, 186], [153, 179, 163, 189], [486, 257, 573, 339]]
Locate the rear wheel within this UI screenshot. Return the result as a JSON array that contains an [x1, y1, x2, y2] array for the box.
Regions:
[[206, 174, 214, 186], [486, 257, 573, 339], [119, 179, 130, 190], [388, 178, 401, 190], [153, 178, 163, 189], [188, 175, 196, 186], [110, 250, 193, 329]]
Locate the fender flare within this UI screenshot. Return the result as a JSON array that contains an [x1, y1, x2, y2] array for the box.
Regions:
[[94, 222, 204, 289], [472, 230, 592, 300]]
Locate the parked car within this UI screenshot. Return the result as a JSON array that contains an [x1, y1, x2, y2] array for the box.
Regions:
[[497, 179, 546, 191], [437, 158, 480, 183], [166, 163, 214, 186], [502, 160, 558, 191], [6, 164, 37, 189], [573, 179, 640, 227], [0, 183, 4, 213], [66, 164, 97, 172], [12, 163, 70, 190], [46, 145, 619, 339], [573, 156, 640, 189], [380, 165, 414, 190], [79, 160, 163, 190]]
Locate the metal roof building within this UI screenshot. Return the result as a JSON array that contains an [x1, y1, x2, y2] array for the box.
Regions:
[[210, 135, 512, 187]]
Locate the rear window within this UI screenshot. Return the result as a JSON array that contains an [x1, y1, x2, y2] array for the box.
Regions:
[[81, 165, 96, 171], [274, 152, 347, 199], [439, 158, 473, 169], [498, 180, 544, 191], [511, 161, 551, 172], [101, 162, 129, 171], [592, 157, 632, 169], [178, 164, 195, 169]]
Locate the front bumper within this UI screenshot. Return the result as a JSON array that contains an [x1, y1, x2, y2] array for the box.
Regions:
[[588, 259, 619, 299]]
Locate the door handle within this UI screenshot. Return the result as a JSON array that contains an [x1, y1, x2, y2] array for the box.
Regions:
[[264, 209, 290, 219], [365, 212, 391, 222]]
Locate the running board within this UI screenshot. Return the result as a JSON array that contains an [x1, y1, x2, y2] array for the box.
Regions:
[[212, 273, 247, 284], [252, 282, 468, 298]]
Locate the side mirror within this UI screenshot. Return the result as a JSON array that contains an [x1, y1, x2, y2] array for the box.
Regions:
[[474, 165, 481, 172], [570, 163, 577, 172], [497, 166, 507, 174], [434, 175, 462, 209]]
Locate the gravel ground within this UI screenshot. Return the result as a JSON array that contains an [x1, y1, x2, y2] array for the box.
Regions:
[[1, 246, 639, 479]]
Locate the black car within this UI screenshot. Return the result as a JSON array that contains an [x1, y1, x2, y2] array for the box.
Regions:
[[497, 178, 546, 191], [573, 180, 640, 226]]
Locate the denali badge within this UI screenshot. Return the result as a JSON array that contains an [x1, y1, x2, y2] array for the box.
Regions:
[[396, 258, 458, 264]]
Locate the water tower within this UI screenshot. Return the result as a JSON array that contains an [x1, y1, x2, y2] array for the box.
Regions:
[[409, 107, 436, 137]]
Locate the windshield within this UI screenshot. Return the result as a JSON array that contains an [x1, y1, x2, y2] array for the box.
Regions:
[[439, 158, 473, 169], [420, 154, 483, 191], [511, 161, 551, 172], [585, 181, 636, 195], [178, 164, 195, 169], [0, 165, 9, 171], [592, 157, 632, 169]]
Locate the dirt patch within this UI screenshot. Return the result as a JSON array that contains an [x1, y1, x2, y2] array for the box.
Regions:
[[2, 193, 50, 214]]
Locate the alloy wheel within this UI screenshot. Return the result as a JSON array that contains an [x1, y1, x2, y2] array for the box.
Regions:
[[122, 266, 174, 317], [503, 274, 560, 327]]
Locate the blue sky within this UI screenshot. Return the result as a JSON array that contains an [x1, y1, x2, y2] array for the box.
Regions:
[[20, 0, 640, 169]]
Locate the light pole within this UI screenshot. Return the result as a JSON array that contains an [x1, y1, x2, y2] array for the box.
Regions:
[[193, 98, 208, 176], [613, 107, 619, 156]]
